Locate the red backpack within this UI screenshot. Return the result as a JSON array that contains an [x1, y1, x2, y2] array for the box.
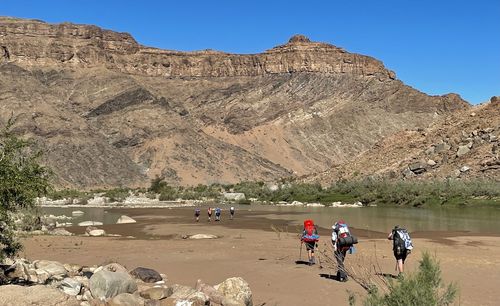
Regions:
[[302, 219, 320, 242]]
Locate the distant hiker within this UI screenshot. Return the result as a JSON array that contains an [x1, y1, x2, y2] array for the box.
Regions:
[[207, 207, 212, 222], [215, 207, 222, 221], [230, 206, 235, 220], [388, 225, 413, 276], [194, 208, 201, 222], [331, 220, 358, 282], [301, 219, 320, 266]]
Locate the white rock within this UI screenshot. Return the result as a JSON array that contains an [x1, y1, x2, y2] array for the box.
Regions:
[[306, 203, 325, 207], [72, 211, 84, 216], [87, 229, 106, 237], [188, 234, 218, 239], [78, 221, 103, 227], [460, 166, 470, 172], [116, 215, 136, 224], [87, 196, 106, 206], [60, 278, 82, 296]]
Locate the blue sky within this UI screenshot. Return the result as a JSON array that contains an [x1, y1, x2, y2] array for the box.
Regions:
[[1, 0, 498, 104]]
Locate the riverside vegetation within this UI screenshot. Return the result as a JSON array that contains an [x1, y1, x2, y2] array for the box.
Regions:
[[48, 178, 500, 208]]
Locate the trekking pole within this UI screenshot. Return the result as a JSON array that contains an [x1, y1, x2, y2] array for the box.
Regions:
[[317, 243, 323, 269]]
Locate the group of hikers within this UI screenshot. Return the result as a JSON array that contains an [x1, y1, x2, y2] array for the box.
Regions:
[[194, 206, 235, 222], [301, 219, 413, 281]]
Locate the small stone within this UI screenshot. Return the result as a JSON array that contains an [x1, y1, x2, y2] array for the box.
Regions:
[[427, 159, 436, 166], [139, 287, 173, 300], [460, 166, 470, 172], [130, 267, 162, 283], [60, 277, 82, 296], [457, 145, 471, 157], [188, 234, 218, 239]]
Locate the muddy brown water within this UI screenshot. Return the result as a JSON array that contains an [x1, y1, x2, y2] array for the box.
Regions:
[[43, 204, 500, 241]]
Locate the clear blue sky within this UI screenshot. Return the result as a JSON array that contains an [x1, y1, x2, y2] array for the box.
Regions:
[[1, 0, 499, 104]]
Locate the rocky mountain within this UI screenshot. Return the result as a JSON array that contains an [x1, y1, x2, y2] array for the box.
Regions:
[[309, 97, 500, 183], [0, 17, 470, 188]]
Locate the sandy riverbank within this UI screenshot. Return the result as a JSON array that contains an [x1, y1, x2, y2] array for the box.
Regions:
[[22, 208, 500, 305]]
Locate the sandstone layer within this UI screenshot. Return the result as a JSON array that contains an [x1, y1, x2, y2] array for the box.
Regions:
[[0, 17, 470, 188]]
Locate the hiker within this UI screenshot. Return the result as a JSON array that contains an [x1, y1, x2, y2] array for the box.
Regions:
[[207, 207, 212, 222], [229, 206, 235, 220], [194, 208, 201, 222], [388, 225, 413, 276], [331, 220, 358, 282], [301, 219, 320, 266], [215, 207, 221, 221]]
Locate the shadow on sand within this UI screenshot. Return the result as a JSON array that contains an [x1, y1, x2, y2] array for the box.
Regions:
[[295, 260, 311, 265], [319, 273, 343, 282]]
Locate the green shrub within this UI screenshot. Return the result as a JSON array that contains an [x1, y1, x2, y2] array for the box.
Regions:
[[0, 118, 51, 261], [362, 252, 458, 306]]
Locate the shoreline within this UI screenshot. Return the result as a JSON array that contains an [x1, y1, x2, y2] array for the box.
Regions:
[[22, 207, 500, 306]]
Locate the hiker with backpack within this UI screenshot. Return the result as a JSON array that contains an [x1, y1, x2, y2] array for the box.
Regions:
[[331, 220, 358, 282], [194, 208, 201, 222], [388, 225, 413, 276], [300, 219, 320, 266], [207, 207, 212, 222], [215, 207, 222, 221], [229, 206, 235, 220]]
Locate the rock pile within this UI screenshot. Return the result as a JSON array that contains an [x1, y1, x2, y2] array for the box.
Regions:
[[0, 258, 253, 306]]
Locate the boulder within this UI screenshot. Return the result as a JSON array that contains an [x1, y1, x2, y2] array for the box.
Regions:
[[96, 263, 129, 274], [188, 234, 218, 239], [457, 145, 471, 157], [223, 193, 246, 201], [0, 284, 79, 306], [427, 159, 437, 167], [116, 215, 137, 224], [50, 228, 73, 236], [108, 293, 145, 306], [34, 260, 67, 280], [195, 279, 225, 305], [72, 210, 85, 216], [434, 142, 451, 153], [59, 277, 82, 296], [5, 259, 29, 281], [87, 229, 106, 237], [139, 287, 173, 300], [64, 263, 83, 275], [130, 267, 162, 283], [89, 270, 138, 299], [169, 284, 210, 305], [408, 162, 426, 174], [216, 277, 253, 306], [78, 221, 103, 227]]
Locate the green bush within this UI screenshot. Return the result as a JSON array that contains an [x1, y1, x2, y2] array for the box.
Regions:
[[0, 118, 51, 261], [361, 252, 458, 306]]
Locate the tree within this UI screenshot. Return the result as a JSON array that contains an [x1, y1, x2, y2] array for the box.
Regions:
[[0, 118, 51, 260]]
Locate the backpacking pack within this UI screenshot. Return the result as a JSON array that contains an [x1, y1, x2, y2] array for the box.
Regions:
[[302, 219, 320, 242], [393, 228, 413, 252], [215, 208, 221, 215], [335, 221, 358, 250], [195, 208, 200, 215]]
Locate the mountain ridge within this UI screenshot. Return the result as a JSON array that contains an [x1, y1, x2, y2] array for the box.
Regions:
[[0, 17, 472, 188]]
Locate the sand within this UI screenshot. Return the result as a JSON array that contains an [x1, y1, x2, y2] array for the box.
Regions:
[[21, 208, 500, 305]]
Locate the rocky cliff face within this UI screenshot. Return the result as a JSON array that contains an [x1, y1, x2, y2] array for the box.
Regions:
[[0, 17, 394, 79], [0, 17, 471, 188]]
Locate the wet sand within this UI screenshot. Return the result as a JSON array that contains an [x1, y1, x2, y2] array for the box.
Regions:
[[22, 207, 500, 305]]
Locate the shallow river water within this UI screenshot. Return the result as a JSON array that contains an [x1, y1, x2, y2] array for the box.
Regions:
[[42, 204, 500, 235]]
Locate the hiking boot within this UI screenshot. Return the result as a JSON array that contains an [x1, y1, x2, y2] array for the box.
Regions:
[[311, 257, 316, 265]]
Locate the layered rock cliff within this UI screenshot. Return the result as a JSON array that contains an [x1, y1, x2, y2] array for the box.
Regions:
[[0, 17, 470, 188]]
